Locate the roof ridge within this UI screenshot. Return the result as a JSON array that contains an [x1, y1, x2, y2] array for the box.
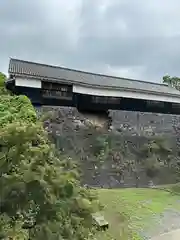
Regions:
[[9, 58, 167, 87]]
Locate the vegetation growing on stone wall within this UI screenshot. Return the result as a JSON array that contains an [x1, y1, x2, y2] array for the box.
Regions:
[[139, 137, 172, 181], [0, 73, 100, 240]]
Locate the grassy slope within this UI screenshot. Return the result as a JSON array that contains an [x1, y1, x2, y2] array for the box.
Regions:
[[96, 188, 180, 240]]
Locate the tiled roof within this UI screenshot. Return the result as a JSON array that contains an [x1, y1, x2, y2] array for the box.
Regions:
[[8, 58, 180, 96]]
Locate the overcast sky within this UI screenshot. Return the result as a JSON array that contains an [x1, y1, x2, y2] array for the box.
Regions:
[[1, 0, 180, 82]]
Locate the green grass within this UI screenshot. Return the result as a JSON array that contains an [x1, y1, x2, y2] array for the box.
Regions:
[[157, 183, 180, 194], [96, 188, 180, 240]]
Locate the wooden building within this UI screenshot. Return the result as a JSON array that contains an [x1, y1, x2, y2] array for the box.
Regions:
[[6, 58, 180, 114]]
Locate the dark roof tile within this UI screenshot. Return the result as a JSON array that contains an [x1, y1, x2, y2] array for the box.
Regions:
[[8, 58, 180, 96]]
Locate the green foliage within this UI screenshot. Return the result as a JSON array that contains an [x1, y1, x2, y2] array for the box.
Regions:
[[0, 72, 6, 87], [140, 137, 172, 179], [163, 75, 180, 90], [145, 157, 160, 178], [140, 137, 171, 158], [92, 135, 109, 157], [0, 72, 8, 95], [163, 183, 180, 195], [0, 95, 37, 126], [0, 73, 99, 239]]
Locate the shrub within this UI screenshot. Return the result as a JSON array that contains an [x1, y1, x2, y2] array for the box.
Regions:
[[0, 72, 99, 239]]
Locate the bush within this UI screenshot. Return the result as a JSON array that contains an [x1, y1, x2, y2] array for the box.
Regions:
[[0, 73, 99, 239], [0, 72, 6, 87]]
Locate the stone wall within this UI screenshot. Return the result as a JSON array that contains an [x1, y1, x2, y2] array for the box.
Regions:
[[40, 106, 180, 188]]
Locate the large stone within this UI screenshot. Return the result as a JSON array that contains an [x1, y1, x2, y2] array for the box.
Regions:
[[91, 212, 109, 231]]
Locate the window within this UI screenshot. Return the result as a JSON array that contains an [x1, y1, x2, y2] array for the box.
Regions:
[[172, 103, 180, 110], [92, 96, 120, 104], [42, 81, 72, 100], [42, 89, 72, 99], [92, 96, 108, 104], [61, 87, 67, 92], [109, 97, 120, 104], [42, 81, 71, 91], [146, 100, 164, 108]]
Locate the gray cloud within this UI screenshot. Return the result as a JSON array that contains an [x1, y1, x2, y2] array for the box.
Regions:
[[1, 0, 180, 82]]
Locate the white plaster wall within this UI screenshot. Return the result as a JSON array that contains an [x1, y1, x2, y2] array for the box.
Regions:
[[73, 85, 180, 103], [15, 78, 42, 88]]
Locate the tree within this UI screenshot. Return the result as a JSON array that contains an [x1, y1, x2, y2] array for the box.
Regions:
[[163, 75, 180, 91], [0, 73, 100, 240]]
